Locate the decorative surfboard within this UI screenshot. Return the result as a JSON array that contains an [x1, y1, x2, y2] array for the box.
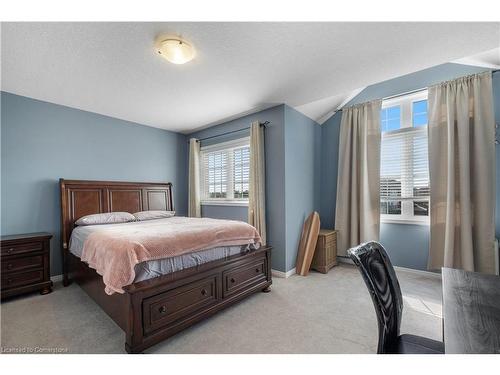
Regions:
[[296, 211, 320, 276]]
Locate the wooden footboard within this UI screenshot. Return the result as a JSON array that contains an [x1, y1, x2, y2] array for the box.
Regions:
[[69, 246, 272, 353]]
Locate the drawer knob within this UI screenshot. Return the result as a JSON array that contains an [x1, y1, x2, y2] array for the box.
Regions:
[[7, 263, 13, 270], [201, 289, 207, 296], [230, 278, 235, 283], [158, 305, 167, 314], [7, 248, 14, 254], [255, 268, 260, 273]]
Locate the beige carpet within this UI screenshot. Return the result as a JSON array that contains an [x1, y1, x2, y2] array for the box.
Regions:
[[0, 263, 442, 354]]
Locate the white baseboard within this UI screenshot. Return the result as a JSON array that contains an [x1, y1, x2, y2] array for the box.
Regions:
[[393, 265, 441, 279], [51, 274, 63, 282], [272, 267, 296, 278], [337, 256, 440, 279]]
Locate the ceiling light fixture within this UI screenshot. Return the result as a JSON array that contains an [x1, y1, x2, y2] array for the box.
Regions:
[[155, 38, 195, 65]]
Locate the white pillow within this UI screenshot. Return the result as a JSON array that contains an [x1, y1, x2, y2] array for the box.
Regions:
[[75, 212, 135, 226], [133, 210, 176, 221]]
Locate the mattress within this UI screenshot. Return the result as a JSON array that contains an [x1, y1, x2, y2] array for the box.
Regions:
[[69, 218, 255, 283]]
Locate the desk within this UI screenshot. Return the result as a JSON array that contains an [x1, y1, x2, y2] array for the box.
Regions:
[[442, 268, 500, 353]]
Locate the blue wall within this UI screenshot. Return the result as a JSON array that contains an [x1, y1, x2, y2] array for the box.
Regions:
[[379, 224, 430, 271], [284, 106, 321, 270], [319, 112, 341, 229], [187, 105, 288, 271], [1, 92, 188, 275], [201, 205, 247, 222], [320, 63, 500, 270]]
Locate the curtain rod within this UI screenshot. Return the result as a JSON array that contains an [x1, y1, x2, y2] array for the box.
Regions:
[[188, 121, 270, 143], [335, 69, 500, 113], [382, 87, 427, 101], [334, 88, 426, 113]]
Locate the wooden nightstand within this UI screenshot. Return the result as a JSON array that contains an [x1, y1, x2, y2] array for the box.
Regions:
[[310, 229, 338, 274], [1, 232, 53, 299]]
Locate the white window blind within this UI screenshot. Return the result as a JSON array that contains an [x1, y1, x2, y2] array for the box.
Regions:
[[381, 127, 429, 213], [203, 150, 228, 198], [233, 146, 250, 199], [380, 91, 429, 223], [200, 137, 250, 204]]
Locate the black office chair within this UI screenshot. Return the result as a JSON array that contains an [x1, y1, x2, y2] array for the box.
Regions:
[[348, 241, 444, 354]]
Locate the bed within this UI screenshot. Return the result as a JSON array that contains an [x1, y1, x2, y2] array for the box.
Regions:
[[60, 179, 272, 353]]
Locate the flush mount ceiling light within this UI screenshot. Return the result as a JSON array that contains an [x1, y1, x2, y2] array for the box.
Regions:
[[155, 38, 195, 65]]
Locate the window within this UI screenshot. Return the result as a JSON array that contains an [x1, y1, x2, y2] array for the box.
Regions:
[[380, 91, 429, 224], [200, 138, 250, 205], [412, 100, 428, 127], [381, 105, 401, 132]]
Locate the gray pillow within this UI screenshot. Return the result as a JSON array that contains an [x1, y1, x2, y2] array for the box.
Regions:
[[75, 212, 135, 226], [133, 210, 176, 221]]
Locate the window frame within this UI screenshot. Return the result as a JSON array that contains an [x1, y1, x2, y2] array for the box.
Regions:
[[380, 90, 430, 225], [200, 137, 250, 207]]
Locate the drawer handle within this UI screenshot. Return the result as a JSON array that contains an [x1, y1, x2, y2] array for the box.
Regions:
[[201, 289, 207, 296], [158, 305, 167, 314], [7, 278, 12, 284], [230, 278, 235, 283], [7, 263, 13, 270], [7, 248, 14, 254], [255, 268, 260, 273]]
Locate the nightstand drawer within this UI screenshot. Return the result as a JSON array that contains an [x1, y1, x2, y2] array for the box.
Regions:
[[1, 233, 52, 299], [1, 242, 43, 256], [2, 270, 44, 290], [1, 255, 44, 273]]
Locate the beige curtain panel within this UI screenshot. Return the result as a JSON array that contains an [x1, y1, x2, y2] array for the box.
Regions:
[[248, 121, 267, 245], [335, 100, 382, 256], [427, 71, 495, 274], [188, 138, 201, 218]]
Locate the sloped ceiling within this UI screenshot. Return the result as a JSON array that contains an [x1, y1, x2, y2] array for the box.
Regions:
[[453, 47, 500, 69], [295, 87, 366, 125], [1, 22, 499, 132]]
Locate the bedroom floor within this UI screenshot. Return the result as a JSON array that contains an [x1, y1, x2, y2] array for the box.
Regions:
[[0, 263, 443, 354]]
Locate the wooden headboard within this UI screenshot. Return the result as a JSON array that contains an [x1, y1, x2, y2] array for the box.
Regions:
[[59, 179, 174, 250]]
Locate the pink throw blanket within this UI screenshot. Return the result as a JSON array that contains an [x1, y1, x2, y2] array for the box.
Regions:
[[81, 217, 261, 294]]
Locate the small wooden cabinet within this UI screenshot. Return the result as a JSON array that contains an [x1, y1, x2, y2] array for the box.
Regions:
[[1, 232, 53, 299], [310, 229, 337, 274]]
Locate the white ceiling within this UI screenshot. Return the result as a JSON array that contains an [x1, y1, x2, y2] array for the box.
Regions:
[[1, 22, 499, 133]]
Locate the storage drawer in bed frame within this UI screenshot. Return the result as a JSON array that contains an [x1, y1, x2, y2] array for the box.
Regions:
[[142, 273, 220, 335]]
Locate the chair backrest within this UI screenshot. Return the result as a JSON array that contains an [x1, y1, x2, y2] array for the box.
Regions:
[[347, 241, 403, 354]]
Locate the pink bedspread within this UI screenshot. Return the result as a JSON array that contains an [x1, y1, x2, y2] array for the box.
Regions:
[[81, 217, 261, 294]]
